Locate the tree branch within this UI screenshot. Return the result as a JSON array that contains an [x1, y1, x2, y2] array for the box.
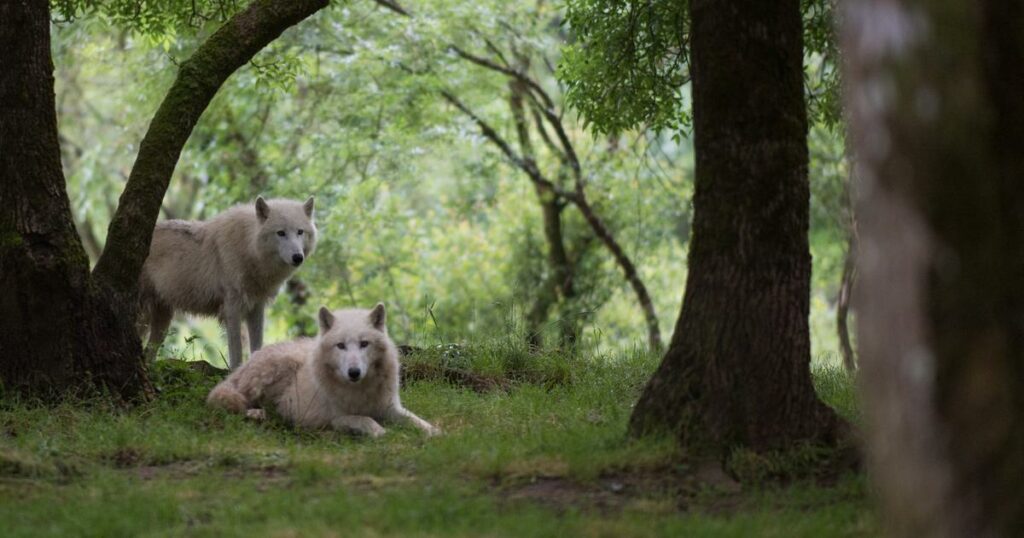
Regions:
[[440, 90, 570, 199], [371, 0, 410, 17], [450, 45, 582, 182], [92, 0, 330, 291], [449, 42, 662, 350]]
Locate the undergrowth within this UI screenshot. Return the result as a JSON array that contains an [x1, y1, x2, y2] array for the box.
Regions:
[[0, 344, 875, 537]]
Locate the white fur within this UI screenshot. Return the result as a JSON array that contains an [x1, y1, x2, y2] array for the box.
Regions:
[[138, 196, 317, 368], [206, 304, 439, 437]]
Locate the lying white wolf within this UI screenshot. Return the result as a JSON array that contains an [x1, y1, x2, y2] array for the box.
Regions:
[[138, 196, 316, 368], [206, 304, 439, 437]]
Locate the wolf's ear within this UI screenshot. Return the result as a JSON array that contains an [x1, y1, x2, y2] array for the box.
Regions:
[[369, 303, 386, 331], [303, 196, 315, 218], [318, 306, 334, 333], [255, 196, 270, 223]]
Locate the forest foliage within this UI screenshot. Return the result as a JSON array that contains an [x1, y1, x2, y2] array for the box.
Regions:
[[50, 0, 850, 363]]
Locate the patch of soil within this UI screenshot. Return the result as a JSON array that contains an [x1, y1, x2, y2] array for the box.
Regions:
[[107, 450, 291, 488], [133, 461, 205, 481], [159, 359, 229, 378], [105, 446, 290, 483], [498, 467, 695, 516], [496, 464, 760, 516], [108, 447, 143, 468], [222, 464, 291, 491], [401, 362, 511, 393]]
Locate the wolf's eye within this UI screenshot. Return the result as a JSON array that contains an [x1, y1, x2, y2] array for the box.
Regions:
[[359, 340, 369, 349], [276, 230, 286, 237], [297, 229, 304, 236], [337, 343, 346, 350]]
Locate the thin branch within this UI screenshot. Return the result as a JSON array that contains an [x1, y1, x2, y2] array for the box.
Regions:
[[529, 100, 569, 169], [450, 45, 581, 181], [447, 40, 662, 349], [440, 90, 571, 199], [371, 0, 411, 17]]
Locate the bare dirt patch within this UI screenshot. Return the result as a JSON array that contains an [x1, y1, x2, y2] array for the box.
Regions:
[[105, 448, 290, 488], [401, 362, 511, 393], [498, 467, 700, 515]]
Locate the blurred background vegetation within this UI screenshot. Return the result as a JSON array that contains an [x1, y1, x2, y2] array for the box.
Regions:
[[52, 0, 851, 367]]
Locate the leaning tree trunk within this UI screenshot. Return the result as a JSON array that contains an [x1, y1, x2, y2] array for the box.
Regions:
[[0, 0, 328, 400], [629, 0, 840, 452], [844, 1, 1024, 536]]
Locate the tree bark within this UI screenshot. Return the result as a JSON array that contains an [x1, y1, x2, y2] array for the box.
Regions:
[[629, 0, 840, 452], [844, 1, 1024, 536], [0, 0, 327, 399], [0, 0, 148, 399]]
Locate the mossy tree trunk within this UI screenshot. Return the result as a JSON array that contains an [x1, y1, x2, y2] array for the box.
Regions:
[[844, 0, 1024, 535], [0, 0, 148, 399], [0, 0, 328, 400], [629, 0, 840, 452]]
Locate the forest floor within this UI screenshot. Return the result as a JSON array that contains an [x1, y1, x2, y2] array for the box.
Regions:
[[0, 344, 875, 537]]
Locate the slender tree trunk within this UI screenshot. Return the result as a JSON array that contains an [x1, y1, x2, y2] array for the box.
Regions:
[[444, 72, 663, 351], [0, 0, 148, 399], [629, 0, 840, 452], [844, 1, 1024, 536], [509, 79, 578, 348], [837, 231, 857, 372], [0, 0, 328, 399], [571, 192, 661, 350]]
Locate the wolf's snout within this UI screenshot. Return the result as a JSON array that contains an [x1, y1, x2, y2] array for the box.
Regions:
[[291, 253, 304, 266], [347, 367, 362, 381]]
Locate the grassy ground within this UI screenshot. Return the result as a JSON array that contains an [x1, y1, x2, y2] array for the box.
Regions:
[[0, 345, 875, 537]]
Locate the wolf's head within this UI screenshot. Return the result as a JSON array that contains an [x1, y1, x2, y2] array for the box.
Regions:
[[254, 196, 317, 268], [316, 303, 392, 384]]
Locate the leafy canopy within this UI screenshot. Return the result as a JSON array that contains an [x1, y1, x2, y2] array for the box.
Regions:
[[557, 0, 843, 135], [51, 0, 244, 38]]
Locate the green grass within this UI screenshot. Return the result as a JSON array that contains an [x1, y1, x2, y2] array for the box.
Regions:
[[0, 348, 875, 537]]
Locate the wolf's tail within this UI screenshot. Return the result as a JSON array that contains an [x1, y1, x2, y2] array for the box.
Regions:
[[207, 381, 249, 413]]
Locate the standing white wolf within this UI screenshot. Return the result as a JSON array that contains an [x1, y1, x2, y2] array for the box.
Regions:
[[138, 196, 317, 368], [206, 303, 439, 437]]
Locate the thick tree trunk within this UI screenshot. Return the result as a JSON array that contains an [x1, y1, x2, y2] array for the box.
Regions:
[[1, 0, 328, 399], [629, 0, 839, 452], [844, 1, 1024, 536], [0, 0, 149, 399]]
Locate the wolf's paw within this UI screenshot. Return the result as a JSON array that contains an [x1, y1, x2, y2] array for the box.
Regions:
[[424, 424, 442, 437], [365, 422, 387, 438], [245, 408, 267, 421]]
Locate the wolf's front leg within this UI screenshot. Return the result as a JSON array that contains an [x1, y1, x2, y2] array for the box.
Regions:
[[246, 303, 265, 353], [330, 415, 387, 438], [224, 307, 244, 370], [387, 406, 441, 436]]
